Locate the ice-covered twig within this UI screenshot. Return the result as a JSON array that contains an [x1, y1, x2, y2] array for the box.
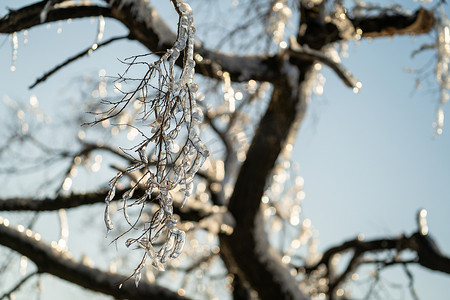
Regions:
[[101, 0, 208, 281]]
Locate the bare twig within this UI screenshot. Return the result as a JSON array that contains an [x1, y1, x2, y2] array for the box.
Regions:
[[30, 35, 128, 89], [0, 270, 39, 300], [288, 36, 360, 89]]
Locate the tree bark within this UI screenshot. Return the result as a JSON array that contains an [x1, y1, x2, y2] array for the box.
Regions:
[[220, 59, 312, 299]]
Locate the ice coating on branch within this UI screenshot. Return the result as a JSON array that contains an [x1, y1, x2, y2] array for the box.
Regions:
[[102, 0, 207, 283]]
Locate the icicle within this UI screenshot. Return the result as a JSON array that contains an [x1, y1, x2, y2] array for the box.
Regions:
[[58, 209, 69, 251], [104, 205, 114, 234], [170, 229, 185, 259], [417, 209, 429, 235], [135, 271, 141, 287], [92, 15, 105, 50], [40, 0, 54, 23], [434, 9, 450, 135], [101, 0, 208, 273], [106, 186, 116, 203], [10, 32, 18, 72]]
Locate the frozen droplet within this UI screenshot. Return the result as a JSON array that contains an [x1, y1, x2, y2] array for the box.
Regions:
[[189, 83, 198, 93], [105, 186, 116, 203], [191, 107, 204, 124], [104, 206, 114, 233], [135, 271, 141, 287], [137, 145, 148, 163], [10, 32, 18, 71], [170, 230, 185, 258]]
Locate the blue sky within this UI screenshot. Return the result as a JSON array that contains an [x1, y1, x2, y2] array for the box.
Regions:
[[1, 1, 450, 299], [295, 32, 450, 298]]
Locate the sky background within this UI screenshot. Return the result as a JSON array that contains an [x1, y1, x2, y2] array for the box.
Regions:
[[1, 0, 450, 299]]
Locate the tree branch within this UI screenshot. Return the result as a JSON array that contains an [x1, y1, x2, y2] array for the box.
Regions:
[[304, 231, 450, 296], [107, 0, 280, 83], [352, 8, 435, 38], [0, 189, 220, 224], [288, 36, 360, 89], [0, 1, 111, 32], [0, 0, 283, 83], [0, 221, 187, 300], [0, 190, 119, 212]]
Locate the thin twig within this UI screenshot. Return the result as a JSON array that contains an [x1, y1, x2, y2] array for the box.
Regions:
[[30, 35, 129, 89], [0, 270, 39, 300], [288, 36, 360, 89]]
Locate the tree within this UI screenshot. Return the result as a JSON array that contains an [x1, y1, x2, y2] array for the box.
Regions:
[[0, 0, 450, 299]]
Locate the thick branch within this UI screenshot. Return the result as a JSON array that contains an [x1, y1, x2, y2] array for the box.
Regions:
[[297, 6, 435, 48], [0, 189, 217, 224], [0, 222, 187, 300], [107, 0, 279, 83], [0, 1, 282, 83], [352, 8, 435, 38], [0, 190, 121, 212], [0, 1, 111, 32]]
